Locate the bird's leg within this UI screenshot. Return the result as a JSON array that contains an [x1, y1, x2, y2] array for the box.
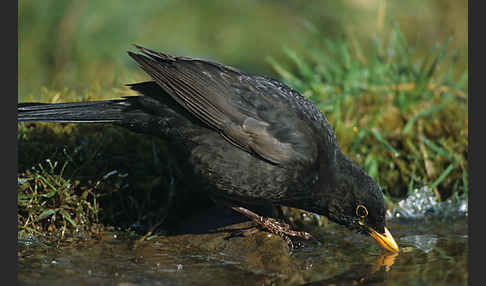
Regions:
[[274, 205, 293, 226], [231, 206, 312, 246]]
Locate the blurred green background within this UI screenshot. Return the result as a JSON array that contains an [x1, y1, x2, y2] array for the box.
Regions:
[[19, 0, 467, 100]]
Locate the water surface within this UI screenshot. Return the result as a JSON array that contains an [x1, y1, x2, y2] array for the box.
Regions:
[[18, 215, 467, 285]]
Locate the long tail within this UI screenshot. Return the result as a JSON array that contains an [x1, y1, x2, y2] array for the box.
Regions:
[[17, 81, 204, 140], [18, 100, 128, 123]]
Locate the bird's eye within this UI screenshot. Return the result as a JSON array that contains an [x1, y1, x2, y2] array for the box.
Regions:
[[356, 204, 368, 218]]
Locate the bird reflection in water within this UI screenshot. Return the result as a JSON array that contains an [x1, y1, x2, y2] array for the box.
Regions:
[[302, 252, 399, 286]]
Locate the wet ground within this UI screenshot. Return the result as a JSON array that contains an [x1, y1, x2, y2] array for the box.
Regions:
[[18, 209, 467, 286]]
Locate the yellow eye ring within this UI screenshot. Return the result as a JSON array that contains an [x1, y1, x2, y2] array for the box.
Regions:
[[356, 204, 368, 218]]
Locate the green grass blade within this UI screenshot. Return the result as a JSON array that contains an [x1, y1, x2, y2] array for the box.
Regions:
[[430, 163, 456, 190]]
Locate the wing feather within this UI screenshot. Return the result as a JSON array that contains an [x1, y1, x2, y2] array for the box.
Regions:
[[128, 45, 319, 166]]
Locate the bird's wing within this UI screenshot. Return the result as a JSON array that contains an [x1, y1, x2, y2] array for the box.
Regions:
[[128, 45, 319, 166]]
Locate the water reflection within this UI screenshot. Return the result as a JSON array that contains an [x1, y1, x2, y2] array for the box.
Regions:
[[301, 253, 398, 285]]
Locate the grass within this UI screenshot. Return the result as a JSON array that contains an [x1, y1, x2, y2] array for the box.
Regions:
[[17, 26, 468, 242], [17, 158, 101, 242], [17, 120, 214, 242], [19, 0, 467, 100], [268, 26, 467, 203]]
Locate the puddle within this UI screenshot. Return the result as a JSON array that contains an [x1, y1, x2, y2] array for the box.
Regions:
[[17, 216, 467, 286], [18, 187, 468, 285]]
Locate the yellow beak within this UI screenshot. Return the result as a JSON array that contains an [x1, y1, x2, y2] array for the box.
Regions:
[[369, 226, 400, 253]]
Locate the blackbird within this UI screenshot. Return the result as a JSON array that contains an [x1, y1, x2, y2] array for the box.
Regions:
[[18, 45, 399, 253]]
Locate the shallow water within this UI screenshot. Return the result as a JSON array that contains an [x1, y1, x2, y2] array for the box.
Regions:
[[18, 214, 467, 286]]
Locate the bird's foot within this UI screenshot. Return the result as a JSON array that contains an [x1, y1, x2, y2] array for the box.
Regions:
[[231, 206, 312, 248]]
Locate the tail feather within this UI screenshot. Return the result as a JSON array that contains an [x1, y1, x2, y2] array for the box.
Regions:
[[17, 81, 205, 140], [18, 100, 127, 123]]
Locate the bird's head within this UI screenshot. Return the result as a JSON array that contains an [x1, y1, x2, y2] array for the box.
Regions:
[[313, 151, 399, 253]]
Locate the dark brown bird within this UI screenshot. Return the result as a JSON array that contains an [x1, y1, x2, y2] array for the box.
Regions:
[[18, 45, 399, 253]]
